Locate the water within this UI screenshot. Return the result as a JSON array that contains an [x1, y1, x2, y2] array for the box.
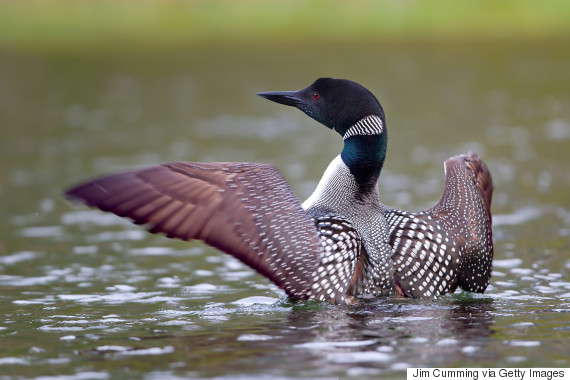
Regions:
[[1, 40, 569, 379]]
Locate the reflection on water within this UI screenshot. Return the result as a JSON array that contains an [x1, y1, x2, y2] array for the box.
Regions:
[[1, 40, 569, 378]]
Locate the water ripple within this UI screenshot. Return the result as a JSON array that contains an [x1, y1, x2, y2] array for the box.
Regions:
[[493, 208, 542, 226], [0, 251, 39, 265]]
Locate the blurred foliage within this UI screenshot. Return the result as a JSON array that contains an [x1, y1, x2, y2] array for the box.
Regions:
[[1, 0, 569, 52]]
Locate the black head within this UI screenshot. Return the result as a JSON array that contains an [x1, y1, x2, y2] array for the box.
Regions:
[[257, 78, 386, 137]]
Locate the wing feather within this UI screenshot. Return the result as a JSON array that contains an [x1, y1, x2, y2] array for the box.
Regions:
[[66, 162, 325, 300], [385, 152, 493, 297]]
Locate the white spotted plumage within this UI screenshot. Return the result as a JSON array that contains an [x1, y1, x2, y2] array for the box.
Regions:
[[303, 153, 394, 299], [307, 215, 360, 303], [384, 153, 493, 298]]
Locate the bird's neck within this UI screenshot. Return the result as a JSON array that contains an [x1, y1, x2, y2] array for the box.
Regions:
[[340, 126, 387, 196], [302, 117, 387, 214]]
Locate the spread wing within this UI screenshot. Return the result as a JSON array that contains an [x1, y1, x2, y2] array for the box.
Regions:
[[385, 153, 494, 298], [428, 153, 494, 293], [65, 162, 325, 300], [385, 209, 461, 298]]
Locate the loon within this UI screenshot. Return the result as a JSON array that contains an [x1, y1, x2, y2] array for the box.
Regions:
[[65, 78, 493, 304]]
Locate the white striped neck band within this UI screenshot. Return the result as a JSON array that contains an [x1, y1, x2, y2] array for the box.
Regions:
[[342, 115, 384, 140]]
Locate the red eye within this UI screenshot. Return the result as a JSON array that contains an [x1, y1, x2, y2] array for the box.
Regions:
[[312, 93, 320, 100]]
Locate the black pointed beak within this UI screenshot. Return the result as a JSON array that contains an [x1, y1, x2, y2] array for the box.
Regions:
[[257, 91, 303, 108]]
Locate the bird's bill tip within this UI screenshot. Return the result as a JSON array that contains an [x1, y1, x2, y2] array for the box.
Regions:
[[256, 91, 302, 107]]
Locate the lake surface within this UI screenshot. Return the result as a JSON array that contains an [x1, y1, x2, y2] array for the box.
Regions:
[[1, 40, 569, 379]]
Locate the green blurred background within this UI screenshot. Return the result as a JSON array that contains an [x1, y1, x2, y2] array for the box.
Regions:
[[1, 0, 570, 50]]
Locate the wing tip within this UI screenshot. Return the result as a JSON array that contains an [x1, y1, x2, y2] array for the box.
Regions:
[[63, 181, 99, 206], [445, 152, 493, 215]]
